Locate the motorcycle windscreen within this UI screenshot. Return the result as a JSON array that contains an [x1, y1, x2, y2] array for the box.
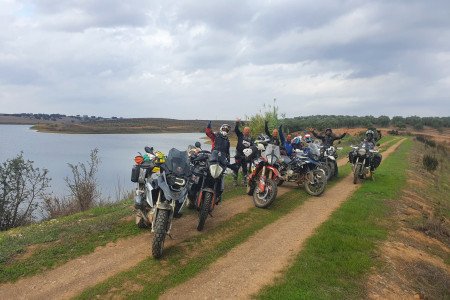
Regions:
[[164, 148, 191, 176], [263, 144, 281, 165]]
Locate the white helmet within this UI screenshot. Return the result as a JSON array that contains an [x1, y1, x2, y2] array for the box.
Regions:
[[220, 124, 231, 136], [257, 143, 265, 151], [243, 148, 253, 158]]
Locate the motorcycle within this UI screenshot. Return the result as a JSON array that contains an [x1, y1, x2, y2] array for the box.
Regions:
[[350, 143, 379, 184], [278, 148, 327, 196], [319, 145, 340, 181], [132, 147, 191, 258], [246, 143, 281, 208], [194, 150, 229, 231]]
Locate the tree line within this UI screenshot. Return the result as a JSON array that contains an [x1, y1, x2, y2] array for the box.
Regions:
[[282, 115, 449, 132]]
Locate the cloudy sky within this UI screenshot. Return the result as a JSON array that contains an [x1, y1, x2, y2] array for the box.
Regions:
[[1, 0, 449, 119]]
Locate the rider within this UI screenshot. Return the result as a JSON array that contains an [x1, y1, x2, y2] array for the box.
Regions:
[[279, 126, 293, 156], [349, 130, 382, 171], [205, 121, 231, 203], [311, 128, 347, 148], [363, 130, 382, 171], [265, 120, 282, 146], [234, 118, 253, 186]]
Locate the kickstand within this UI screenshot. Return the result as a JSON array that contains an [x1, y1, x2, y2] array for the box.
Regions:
[[209, 212, 214, 217]]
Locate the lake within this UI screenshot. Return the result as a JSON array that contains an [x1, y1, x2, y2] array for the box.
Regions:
[[0, 125, 218, 201]]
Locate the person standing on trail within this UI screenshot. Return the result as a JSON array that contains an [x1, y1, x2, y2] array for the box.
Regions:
[[233, 118, 253, 186], [311, 128, 347, 148], [265, 120, 282, 146], [205, 121, 231, 204]]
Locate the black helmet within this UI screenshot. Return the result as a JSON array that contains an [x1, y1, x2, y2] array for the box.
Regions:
[[365, 130, 374, 140]]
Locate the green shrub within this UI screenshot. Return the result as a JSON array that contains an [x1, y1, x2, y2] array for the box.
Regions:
[[423, 155, 439, 172]]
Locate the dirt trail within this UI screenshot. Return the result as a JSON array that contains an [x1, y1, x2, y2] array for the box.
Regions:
[[161, 139, 406, 300], [0, 188, 290, 300]]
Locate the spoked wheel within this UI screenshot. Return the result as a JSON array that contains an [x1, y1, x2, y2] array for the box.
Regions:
[[304, 169, 327, 196], [197, 192, 212, 231], [253, 178, 278, 208], [152, 209, 170, 259]]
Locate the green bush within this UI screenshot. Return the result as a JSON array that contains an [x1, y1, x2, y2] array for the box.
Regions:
[[423, 155, 439, 172]]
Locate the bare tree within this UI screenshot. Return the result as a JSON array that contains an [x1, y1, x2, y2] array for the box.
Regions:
[[0, 153, 50, 231], [65, 148, 101, 211]]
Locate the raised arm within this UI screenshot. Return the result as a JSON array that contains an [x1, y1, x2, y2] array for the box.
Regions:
[[205, 121, 215, 143], [311, 130, 323, 139], [264, 121, 270, 136], [279, 125, 285, 145], [234, 120, 242, 138]]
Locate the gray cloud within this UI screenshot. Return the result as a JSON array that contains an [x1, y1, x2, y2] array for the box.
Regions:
[[0, 0, 449, 118]]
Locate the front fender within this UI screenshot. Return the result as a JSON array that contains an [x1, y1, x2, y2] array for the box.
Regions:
[[266, 166, 280, 179]]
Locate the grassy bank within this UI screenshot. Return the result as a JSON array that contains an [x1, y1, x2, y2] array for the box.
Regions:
[[0, 177, 244, 283], [257, 139, 412, 299]]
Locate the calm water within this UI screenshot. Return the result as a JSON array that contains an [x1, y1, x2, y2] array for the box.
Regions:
[[0, 125, 208, 200]]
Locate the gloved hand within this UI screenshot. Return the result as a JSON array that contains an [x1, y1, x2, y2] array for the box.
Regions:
[[207, 121, 212, 129]]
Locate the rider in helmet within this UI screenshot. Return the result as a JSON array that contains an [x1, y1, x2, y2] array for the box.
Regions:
[[264, 120, 282, 146], [233, 118, 253, 186], [205, 121, 231, 203], [311, 128, 347, 148], [349, 130, 382, 171]]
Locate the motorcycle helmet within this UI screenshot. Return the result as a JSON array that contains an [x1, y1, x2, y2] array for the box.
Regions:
[[243, 148, 253, 158], [220, 124, 231, 136], [304, 134, 313, 143], [365, 130, 374, 141], [242, 140, 251, 148], [292, 136, 302, 145], [257, 143, 266, 151]]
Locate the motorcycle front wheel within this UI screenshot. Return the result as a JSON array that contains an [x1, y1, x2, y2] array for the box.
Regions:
[[152, 209, 170, 259], [304, 169, 326, 196], [253, 178, 277, 208], [197, 191, 213, 231]]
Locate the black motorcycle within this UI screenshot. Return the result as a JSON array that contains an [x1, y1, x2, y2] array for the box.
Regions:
[[350, 142, 379, 184], [194, 150, 229, 231]]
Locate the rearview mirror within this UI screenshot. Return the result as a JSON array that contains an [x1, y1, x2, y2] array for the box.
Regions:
[[338, 140, 341, 144], [144, 146, 154, 153], [376, 143, 380, 147], [195, 141, 201, 148]]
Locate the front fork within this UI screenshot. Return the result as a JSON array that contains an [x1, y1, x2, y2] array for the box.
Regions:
[[151, 191, 175, 236]]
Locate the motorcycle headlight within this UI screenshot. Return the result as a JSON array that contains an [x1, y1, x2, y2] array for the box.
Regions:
[[358, 148, 366, 156], [209, 164, 224, 179]]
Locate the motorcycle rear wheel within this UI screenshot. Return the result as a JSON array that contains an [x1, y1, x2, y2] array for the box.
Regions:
[[253, 178, 277, 208], [197, 192, 212, 231], [304, 169, 326, 196], [152, 209, 170, 259]]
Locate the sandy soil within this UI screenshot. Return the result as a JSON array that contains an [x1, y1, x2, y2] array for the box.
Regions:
[[0, 187, 289, 300], [160, 139, 405, 300]]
